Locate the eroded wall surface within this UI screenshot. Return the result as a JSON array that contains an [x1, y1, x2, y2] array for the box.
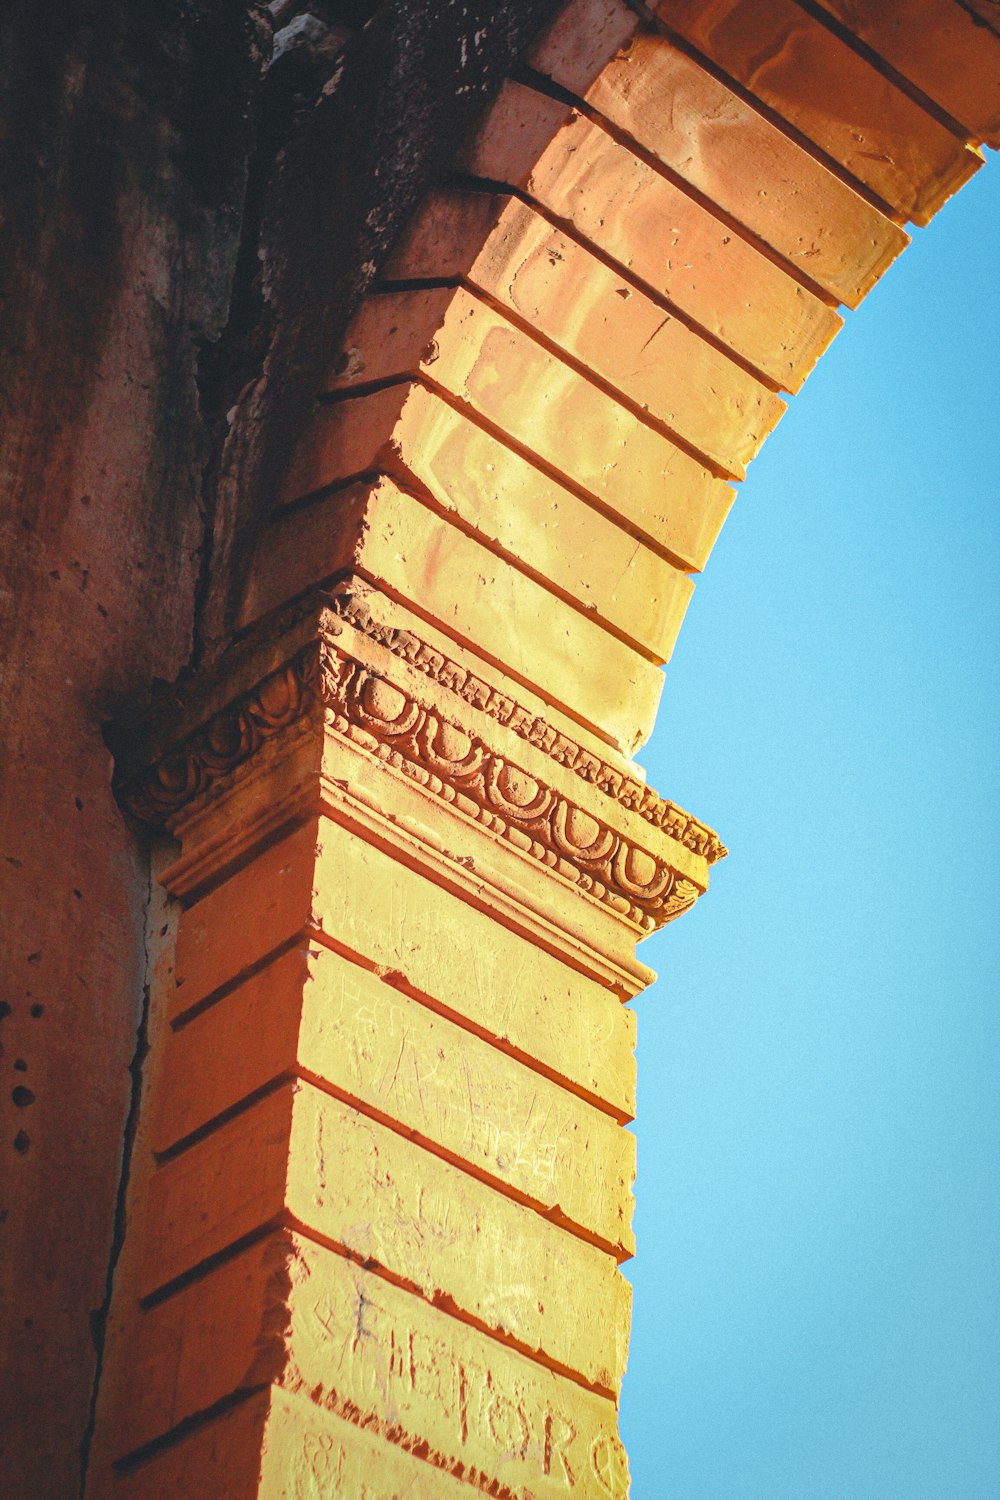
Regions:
[[0, 7, 266, 1491], [0, 2, 562, 1493]]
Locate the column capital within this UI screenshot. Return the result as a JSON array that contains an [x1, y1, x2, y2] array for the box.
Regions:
[[112, 576, 725, 971]]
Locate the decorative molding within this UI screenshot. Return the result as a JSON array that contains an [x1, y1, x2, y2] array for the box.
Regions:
[[320, 650, 702, 931], [115, 623, 716, 931], [118, 581, 726, 864], [323, 583, 728, 864], [116, 651, 321, 824]]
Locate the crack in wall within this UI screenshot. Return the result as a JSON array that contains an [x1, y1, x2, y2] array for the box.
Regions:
[[77, 860, 155, 1499]]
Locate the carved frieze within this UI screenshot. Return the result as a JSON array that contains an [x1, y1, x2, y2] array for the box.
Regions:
[[117, 652, 321, 824], [115, 587, 723, 931], [323, 582, 727, 864], [322, 651, 702, 930]]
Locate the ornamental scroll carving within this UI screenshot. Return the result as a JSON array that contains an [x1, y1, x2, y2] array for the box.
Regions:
[[321, 653, 702, 931], [116, 635, 709, 931]]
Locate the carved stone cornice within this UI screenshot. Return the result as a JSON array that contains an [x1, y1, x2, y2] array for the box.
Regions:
[[322, 651, 700, 931], [322, 583, 728, 865], [115, 650, 322, 824], [114, 583, 725, 933]]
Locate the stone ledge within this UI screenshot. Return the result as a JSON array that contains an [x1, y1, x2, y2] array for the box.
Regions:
[[112, 580, 726, 942]]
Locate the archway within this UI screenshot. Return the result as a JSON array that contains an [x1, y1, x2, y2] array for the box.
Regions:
[[1, 1, 995, 1494]]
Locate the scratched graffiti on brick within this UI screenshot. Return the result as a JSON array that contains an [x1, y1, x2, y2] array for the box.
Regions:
[[309, 953, 633, 1233], [298, 1247, 630, 1497]]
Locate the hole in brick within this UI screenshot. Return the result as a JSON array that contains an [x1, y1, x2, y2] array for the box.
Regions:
[[13, 1131, 30, 1154], [12, 1087, 35, 1108], [13, 1060, 27, 1072], [30, 1005, 44, 1018]]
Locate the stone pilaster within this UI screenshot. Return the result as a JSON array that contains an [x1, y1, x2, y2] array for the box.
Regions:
[[85, 578, 723, 1497]]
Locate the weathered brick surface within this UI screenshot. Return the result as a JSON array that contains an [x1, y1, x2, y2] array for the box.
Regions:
[[141, 1081, 631, 1378], [172, 820, 638, 1118], [147, 1065, 634, 1285], [328, 286, 736, 544], [114, 1387, 477, 1498], [156, 945, 634, 1258], [289, 375, 730, 575], [172, 829, 317, 1020], [525, 0, 639, 92], [0, 10, 266, 1490], [154, 947, 308, 1151], [113, 1394, 271, 1499], [75, 3, 995, 1494], [461, 83, 842, 391], [160, 942, 629, 1209], [388, 192, 786, 475], [279, 380, 696, 656], [239, 474, 667, 753], [809, 0, 1000, 147], [538, 25, 909, 307], [656, 0, 980, 224], [117, 1231, 630, 1496]]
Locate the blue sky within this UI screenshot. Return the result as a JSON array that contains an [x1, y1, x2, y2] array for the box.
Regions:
[[623, 158, 1000, 1498]]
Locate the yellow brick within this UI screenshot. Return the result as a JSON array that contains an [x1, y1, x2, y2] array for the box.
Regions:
[[328, 285, 735, 548], [156, 946, 635, 1262], [280, 379, 696, 654], [141, 1083, 632, 1387], [119, 1232, 631, 1498], [111, 1387, 479, 1499], [391, 193, 786, 475], [311, 819, 638, 1114], [171, 820, 637, 1118], [241, 474, 665, 756], [460, 89, 841, 391]]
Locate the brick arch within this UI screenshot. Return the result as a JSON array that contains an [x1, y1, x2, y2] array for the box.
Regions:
[[239, 0, 995, 765], [81, 4, 997, 1494]]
